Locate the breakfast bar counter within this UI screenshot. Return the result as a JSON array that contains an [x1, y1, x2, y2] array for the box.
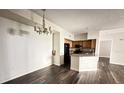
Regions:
[[71, 54, 98, 72]]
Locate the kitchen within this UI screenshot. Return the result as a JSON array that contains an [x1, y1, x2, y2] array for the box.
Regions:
[[64, 33, 99, 71]]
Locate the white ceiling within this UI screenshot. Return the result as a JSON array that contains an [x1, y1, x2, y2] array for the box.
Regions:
[[32, 9, 124, 33]]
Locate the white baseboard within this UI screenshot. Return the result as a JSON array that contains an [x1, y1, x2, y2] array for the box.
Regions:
[[99, 56, 110, 58]]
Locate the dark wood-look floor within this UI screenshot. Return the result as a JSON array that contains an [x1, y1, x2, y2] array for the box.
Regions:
[[4, 57, 124, 84]]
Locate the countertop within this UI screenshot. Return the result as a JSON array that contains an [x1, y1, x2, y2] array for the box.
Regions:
[[71, 53, 95, 57]]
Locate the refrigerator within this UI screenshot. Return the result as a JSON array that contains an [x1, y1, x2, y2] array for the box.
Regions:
[[64, 43, 70, 68]]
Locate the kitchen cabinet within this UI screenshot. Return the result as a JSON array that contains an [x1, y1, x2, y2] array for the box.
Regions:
[[91, 39, 96, 49], [78, 41, 83, 46], [71, 55, 98, 71], [82, 40, 91, 48], [72, 41, 79, 48], [65, 38, 96, 49], [72, 39, 96, 49]]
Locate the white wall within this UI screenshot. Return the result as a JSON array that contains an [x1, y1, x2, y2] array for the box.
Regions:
[[8, 9, 74, 56], [100, 28, 124, 65], [99, 40, 112, 58], [53, 32, 60, 66], [0, 10, 74, 83], [88, 31, 100, 56], [63, 31, 74, 40], [0, 17, 52, 83]]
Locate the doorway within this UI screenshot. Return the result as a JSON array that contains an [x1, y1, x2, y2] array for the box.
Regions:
[[52, 32, 60, 66], [99, 40, 112, 64]]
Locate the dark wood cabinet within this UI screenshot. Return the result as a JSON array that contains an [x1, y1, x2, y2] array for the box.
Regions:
[[72, 41, 79, 48], [91, 39, 96, 49], [82, 40, 91, 48], [78, 41, 83, 46], [64, 38, 96, 49], [72, 39, 96, 49]]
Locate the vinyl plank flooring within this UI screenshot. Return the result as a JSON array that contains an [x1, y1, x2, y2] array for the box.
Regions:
[[3, 57, 124, 84]]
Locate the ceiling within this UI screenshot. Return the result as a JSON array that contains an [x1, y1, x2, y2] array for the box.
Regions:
[[32, 9, 124, 33]]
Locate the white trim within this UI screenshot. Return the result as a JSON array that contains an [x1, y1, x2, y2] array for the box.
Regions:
[[71, 67, 79, 72], [79, 68, 97, 72], [99, 56, 110, 58], [110, 63, 124, 66], [100, 27, 124, 34], [53, 63, 61, 66]]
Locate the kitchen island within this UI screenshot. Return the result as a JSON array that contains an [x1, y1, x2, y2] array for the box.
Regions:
[[71, 54, 98, 72]]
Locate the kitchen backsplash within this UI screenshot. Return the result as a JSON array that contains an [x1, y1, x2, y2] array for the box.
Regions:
[[70, 48, 95, 54]]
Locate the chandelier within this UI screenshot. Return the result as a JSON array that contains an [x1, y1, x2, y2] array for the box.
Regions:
[[34, 9, 52, 35]]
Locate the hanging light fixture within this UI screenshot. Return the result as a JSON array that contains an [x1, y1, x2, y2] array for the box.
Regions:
[[34, 9, 52, 35]]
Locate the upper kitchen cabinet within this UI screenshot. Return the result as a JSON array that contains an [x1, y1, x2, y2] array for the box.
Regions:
[[71, 39, 96, 49], [82, 40, 91, 48], [78, 41, 83, 47], [72, 41, 79, 48], [91, 39, 96, 49], [65, 38, 96, 49], [83, 39, 96, 49]]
